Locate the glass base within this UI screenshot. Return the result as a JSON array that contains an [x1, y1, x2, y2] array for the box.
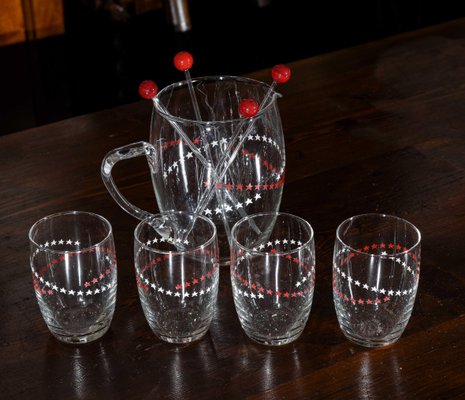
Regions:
[[50, 323, 110, 344], [342, 331, 401, 348], [156, 329, 208, 344], [244, 329, 303, 346]]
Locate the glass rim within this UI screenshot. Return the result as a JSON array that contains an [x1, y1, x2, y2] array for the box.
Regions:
[[134, 211, 217, 255], [152, 75, 281, 125], [28, 211, 113, 254], [335, 213, 421, 257], [231, 212, 314, 256]]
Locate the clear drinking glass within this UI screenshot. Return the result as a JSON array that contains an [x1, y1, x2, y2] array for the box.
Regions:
[[28, 211, 117, 344], [333, 213, 421, 347], [230, 212, 316, 345], [134, 211, 219, 343]]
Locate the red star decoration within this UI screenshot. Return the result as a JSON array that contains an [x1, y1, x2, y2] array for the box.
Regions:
[[99, 274, 104, 280], [266, 289, 273, 295], [226, 183, 233, 190], [283, 292, 290, 298], [293, 257, 299, 263], [156, 257, 162, 262], [193, 137, 200, 145], [396, 244, 402, 250], [269, 183, 275, 189], [271, 249, 277, 253], [366, 299, 372, 304], [215, 182, 222, 188], [249, 152, 255, 159], [237, 183, 243, 190], [297, 291, 303, 296], [380, 243, 386, 248], [263, 184, 269, 190], [291, 292, 297, 297], [276, 291, 281, 297], [375, 299, 381, 304], [255, 184, 261, 190], [258, 287, 265, 292], [388, 243, 394, 248], [263, 160, 268, 166], [176, 284, 182, 289], [200, 275, 205, 281], [363, 245, 370, 251], [52, 259, 59, 265], [384, 296, 390, 302], [184, 282, 191, 287], [85, 282, 91, 287], [358, 299, 364, 304], [351, 298, 356, 304], [371, 243, 377, 249], [59, 255, 65, 261], [242, 149, 248, 155], [286, 255, 292, 260], [246, 183, 253, 190], [207, 271, 212, 277], [251, 283, 256, 289], [192, 278, 199, 285], [243, 280, 249, 286], [170, 140, 175, 147], [92, 278, 98, 284]]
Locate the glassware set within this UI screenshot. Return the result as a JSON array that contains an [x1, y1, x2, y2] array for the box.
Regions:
[[28, 71, 421, 348]]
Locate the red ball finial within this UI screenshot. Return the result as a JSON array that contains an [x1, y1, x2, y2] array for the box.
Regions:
[[239, 99, 259, 118], [174, 51, 194, 71], [138, 80, 158, 99], [271, 64, 291, 83]]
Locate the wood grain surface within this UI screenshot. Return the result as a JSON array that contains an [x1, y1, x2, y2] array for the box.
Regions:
[[1, 18, 465, 399]]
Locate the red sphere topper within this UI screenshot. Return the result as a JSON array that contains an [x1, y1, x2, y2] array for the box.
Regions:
[[174, 51, 194, 71], [138, 80, 158, 99], [239, 98, 259, 118], [271, 64, 291, 83]]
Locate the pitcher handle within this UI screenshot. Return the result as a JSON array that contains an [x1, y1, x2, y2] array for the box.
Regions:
[[101, 141, 156, 221]]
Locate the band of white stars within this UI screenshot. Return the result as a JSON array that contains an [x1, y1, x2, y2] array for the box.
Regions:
[[334, 245, 419, 298], [32, 239, 116, 297], [162, 133, 284, 177], [234, 269, 314, 301], [136, 270, 217, 302], [232, 237, 315, 300], [144, 235, 189, 246]]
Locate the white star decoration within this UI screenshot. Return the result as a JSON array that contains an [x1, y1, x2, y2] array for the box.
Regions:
[[333, 253, 417, 297]]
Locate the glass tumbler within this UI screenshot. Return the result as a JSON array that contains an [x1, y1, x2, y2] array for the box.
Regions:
[[29, 211, 117, 344], [134, 211, 219, 343], [230, 212, 316, 345], [333, 213, 421, 347]]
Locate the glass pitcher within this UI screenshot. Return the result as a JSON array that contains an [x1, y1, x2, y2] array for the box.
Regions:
[[101, 76, 286, 263]]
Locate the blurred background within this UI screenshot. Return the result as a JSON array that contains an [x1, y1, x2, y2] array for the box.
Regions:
[[1, 0, 465, 135]]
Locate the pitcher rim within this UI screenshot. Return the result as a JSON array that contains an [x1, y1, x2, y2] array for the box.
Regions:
[[152, 75, 281, 125]]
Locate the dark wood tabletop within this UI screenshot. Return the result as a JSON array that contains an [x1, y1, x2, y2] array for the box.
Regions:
[[2, 18, 465, 400]]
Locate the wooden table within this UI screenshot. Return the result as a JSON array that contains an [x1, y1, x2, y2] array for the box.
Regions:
[[2, 18, 465, 399]]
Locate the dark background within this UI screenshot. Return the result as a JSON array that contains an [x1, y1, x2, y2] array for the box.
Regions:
[[2, 0, 465, 136]]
